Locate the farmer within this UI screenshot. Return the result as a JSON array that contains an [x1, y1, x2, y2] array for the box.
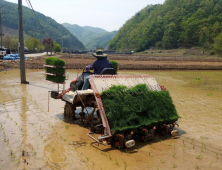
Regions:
[[81, 49, 113, 90]]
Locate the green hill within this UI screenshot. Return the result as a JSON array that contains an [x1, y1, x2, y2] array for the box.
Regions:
[[84, 31, 118, 49], [0, 0, 85, 49], [109, 0, 222, 52], [63, 23, 117, 49]]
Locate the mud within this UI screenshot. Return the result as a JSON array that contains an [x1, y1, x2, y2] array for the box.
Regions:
[[1, 53, 222, 72], [0, 69, 222, 170]]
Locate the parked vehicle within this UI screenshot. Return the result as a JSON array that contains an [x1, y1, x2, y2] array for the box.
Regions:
[[0, 48, 10, 60]]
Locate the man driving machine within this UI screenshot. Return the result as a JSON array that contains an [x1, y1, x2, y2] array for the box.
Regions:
[[81, 49, 113, 90]]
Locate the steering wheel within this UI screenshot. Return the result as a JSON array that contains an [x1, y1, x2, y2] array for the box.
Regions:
[[83, 67, 94, 74]]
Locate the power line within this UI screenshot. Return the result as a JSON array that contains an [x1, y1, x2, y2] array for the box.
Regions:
[[26, 0, 48, 37]]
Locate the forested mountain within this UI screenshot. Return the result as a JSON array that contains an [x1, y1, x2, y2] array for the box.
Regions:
[[63, 23, 117, 49], [0, 0, 85, 49], [84, 31, 118, 49], [109, 0, 222, 52], [82, 26, 107, 34]]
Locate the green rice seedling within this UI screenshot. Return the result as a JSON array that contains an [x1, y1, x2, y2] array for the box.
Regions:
[[196, 154, 201, 159], [108, 152, 112, 160], [160, 159, 165, 163], [17, 159, 20, 163], [172, 153, 176, 158], [34, 101, 38, 107], [168, 143, 172, 146], [193, 144, 195, 149], [195, 162, 199, 169], [45, 57, 66, 83], [115, 159, 119, 166], [149, 152, 151, 157], [216, 153, 219, 159], [64, 139, 66, 141], [65, 125, 69, 129], [124, 161, 127, 170], [72, 133, 75, 136], [136, 155, 139, 162], [51, 148, 54, 152], [86, 157, 89, 161], [100, 84, 179, 133], [74, 146, 76, 149], [173, 164, 177, 168]]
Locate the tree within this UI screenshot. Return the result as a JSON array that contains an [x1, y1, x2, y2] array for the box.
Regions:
[[42, 38, 53, 55], [214, 32, 222, 55], [162, 22, 178, 49], [53, 41, 61, 53], [2, 36, 18, 51], [25, 37, 41, 51]]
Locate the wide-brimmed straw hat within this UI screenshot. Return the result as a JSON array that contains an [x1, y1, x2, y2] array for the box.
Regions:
[[92, 48, 107, 59]]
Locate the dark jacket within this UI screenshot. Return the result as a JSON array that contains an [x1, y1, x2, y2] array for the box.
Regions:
[[86, 58, 113, 74]]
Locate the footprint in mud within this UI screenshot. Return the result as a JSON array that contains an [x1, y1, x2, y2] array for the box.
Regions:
[[71, 140, 86, 148]]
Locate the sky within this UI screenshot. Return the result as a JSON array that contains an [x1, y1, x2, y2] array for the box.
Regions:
[[5, 0, 165, 32]]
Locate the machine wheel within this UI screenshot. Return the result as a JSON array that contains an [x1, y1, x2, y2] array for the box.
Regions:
[[64, 102, 75, 118]]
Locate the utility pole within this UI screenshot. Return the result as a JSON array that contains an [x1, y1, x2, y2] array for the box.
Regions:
[[50, 35, 52, 55], [0, 10, 4, 47], [18, 0, 27, 84], [61, 36, 63, 53]]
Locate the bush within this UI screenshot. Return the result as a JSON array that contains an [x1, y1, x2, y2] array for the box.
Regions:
[[210, 50, 215, 55], [101, 84, 179, 133], [155, 41, 163, 49]]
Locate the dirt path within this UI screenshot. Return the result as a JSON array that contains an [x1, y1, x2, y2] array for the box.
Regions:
[[1, 53, 222, 72]]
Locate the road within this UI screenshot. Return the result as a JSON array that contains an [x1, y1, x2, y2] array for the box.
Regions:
[[25, 52, 48, 58]]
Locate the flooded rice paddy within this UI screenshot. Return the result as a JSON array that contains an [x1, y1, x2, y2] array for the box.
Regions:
[[0, 69, 222, 170]]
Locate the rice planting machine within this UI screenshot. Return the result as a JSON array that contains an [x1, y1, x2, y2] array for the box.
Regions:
[[50, 73, 179, 149]]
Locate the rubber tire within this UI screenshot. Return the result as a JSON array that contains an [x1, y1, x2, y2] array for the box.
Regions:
[[64, 102, 74, 118]]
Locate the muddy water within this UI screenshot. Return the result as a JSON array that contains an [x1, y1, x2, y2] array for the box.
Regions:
[[0, 69, 222, 170]]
